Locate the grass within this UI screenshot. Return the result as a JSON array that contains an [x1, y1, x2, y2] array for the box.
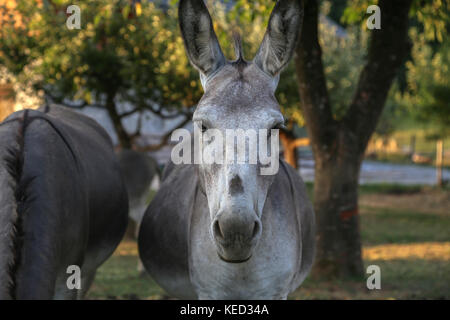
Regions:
[[86, 184, 450, 300], [304, 182, 430, 197], [358, 183, 424, 195], [360, 207, 450, 245], [87, 256, 163, 300], [290, 258, 450, 300]]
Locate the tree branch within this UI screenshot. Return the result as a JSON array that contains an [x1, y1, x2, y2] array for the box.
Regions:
[[119, 108, 139, 118], [120, 91, 193, 119], [105, 92, 132, 149], [134, 115, 191, 152], [343, 0, 413, 153], [43, 88, 105, 109], [294, 0, 337, 153]]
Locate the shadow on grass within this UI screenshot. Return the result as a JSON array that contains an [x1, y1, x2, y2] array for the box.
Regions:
[[289, 259, 449, 300], [360, 207, 450, 245]]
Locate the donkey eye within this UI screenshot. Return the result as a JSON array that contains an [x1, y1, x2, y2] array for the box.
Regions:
[[273, 122, 286, 130], [268, 123, 284, 137], [201, 125, 208, 133]]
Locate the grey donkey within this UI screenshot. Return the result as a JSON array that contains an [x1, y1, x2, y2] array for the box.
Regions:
[[0, 105, 128, 299], [138, 0, 315, 299]]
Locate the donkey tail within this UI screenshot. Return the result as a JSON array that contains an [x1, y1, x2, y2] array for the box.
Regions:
[[0, 113, 26, 299]]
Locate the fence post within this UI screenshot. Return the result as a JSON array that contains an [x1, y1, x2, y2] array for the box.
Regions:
[[436, 139, 443, 187]]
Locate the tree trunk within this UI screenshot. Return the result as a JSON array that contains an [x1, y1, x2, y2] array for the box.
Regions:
[[312, 139, 364, 278], [105, 93, 132, 149], [295, 0, 412, 278]]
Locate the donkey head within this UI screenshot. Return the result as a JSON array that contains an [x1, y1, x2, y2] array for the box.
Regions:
[[179, 0, 303, 263]]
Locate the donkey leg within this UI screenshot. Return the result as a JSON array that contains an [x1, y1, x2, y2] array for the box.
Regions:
[[77, 270, 97, 300], [53, 273, 78, 300], [135, 222, 147, 276]]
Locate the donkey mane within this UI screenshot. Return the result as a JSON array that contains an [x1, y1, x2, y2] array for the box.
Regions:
[[1, 109, 29, 298], [1, 107, 75, 298]]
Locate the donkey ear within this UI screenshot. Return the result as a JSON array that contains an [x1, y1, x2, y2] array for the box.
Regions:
[[179, 0, 226, 81], [254, 0, 304, 77]]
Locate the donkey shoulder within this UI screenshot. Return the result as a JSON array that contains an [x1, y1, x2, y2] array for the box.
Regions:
[[138, 163, 198, 298], [277, 160, 315, 291]]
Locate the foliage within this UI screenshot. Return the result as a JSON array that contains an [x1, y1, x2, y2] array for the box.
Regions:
[[0, 0, 203, 108], [340, 0, 450, 138], [0, 0, 201, 146], [318, 15, 367, 120], [404, 31, 450, 138], [342, 0, 449, 43], [375, 84, 409, 137], [379, 26, 450, 140], [0, 64, 43, 110]]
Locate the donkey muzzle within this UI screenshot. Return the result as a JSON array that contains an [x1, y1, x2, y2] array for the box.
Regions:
[[211, 208, 262, 263]]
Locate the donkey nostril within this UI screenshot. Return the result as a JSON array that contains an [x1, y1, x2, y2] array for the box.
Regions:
[[213, 220, 224, 240]]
